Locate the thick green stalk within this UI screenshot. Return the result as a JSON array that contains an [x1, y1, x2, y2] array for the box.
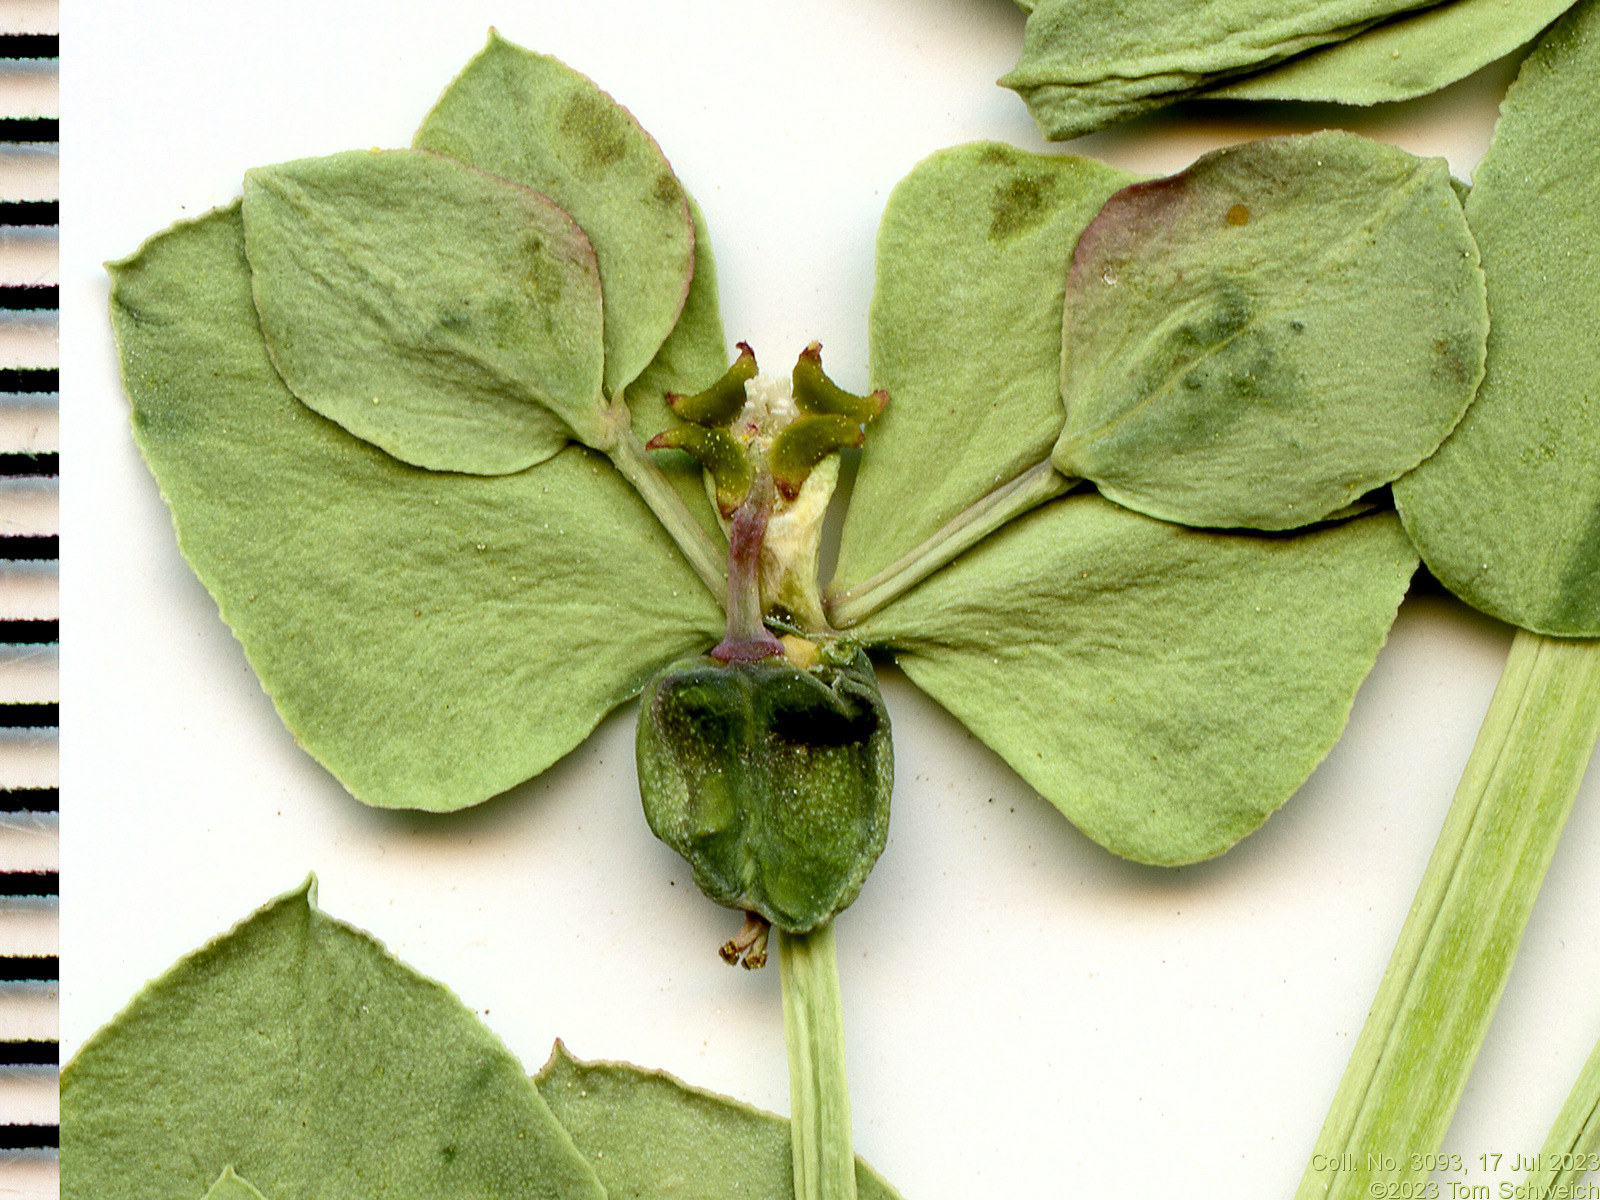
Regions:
[[1297, 631, 1600, 1200], [826, 460, 1075, 629], [779, 922, 858, 1200], [1526, 1032, 1600, 1195], [607, 428, 728, 606]]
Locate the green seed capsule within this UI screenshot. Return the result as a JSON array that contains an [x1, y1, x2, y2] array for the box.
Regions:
[[636, 638, 893, 934]]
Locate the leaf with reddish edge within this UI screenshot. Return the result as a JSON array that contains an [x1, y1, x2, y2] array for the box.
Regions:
[[415, 31, 696, 403], [1054, 130, 1485, 532], [242, 149, 608, 474]]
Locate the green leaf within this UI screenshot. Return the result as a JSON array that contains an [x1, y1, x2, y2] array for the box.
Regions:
[[834, 143, 1135, 593], [1208, 0, 1580, 105], [110, 205, 723, 811], [1055, 131, 1486, 531], [536, 1042, 906, 1200], [201, 1168, 269, 1200], [415, 30, 696, 402], [857, 496, 1417, 865], [1294, 633, 1600, 1200], [1394, 1, 1600, 637], [242, 149, 608, 474], [62, 880, 606, 1200], [1000, 0, 1435, 139]]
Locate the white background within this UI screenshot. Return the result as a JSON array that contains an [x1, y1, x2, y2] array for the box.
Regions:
[[59, 3, 1600, 1198]]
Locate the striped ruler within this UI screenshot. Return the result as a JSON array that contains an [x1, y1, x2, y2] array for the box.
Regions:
[[0, 3, 58, 1195]]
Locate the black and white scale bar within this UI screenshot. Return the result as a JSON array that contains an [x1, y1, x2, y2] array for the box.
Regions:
[[0, 35, 57, 60], [0, 957, 56, 982], [0, 453, 56, 478], [0, 874, 56, 900], [0, 33, 62, 1189], [0, 285, 55, 312], [0, 1041, 55, 1067], [0, 536, 55, 561], [0, 201, 55, 227], [0, 119, 55, 145], [0, 1124, 56, 1151], [0, 369, 55, 394], [0, 789, 55, 814], [0, 621, 55, 645], [0, 704, 54, 729]]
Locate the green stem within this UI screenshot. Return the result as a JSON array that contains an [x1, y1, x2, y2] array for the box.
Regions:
[[607, 428, 728, 607], [1296, 631, 1600, 1200], [779, 921, 858, 1200], [825, 460, 1076, 629], [1526, 1031, 1600, 1195]]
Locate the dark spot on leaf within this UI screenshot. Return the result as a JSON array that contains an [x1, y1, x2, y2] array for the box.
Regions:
[[654, 171, 683, 206], [1105, 282, 1280, 452], [1431, 331, 1480, 388], [441, 1145, 457, 1163], [1227, 204, 1250, 226], [559, 90, 630, 171], [522, 236, 566, 308], [977, 143, 1022, 167], [990, 172, 1059, 241], [1171, 287, 1252, 351]]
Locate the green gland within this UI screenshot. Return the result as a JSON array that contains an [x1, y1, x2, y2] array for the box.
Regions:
[[792, 340, 888, 423], [647, 342, 886, 515], [636, 638, 893, 935], [665, 340, 758, 427]]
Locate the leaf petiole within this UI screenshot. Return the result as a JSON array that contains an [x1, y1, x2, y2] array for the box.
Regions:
[[827, 459, 1077, 628], [607, 427, 729, 606], [1296, 631, 1600, 1200], [779, 921, 858, 1200]]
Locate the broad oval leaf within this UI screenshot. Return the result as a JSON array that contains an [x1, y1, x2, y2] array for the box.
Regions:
[[1054, 131, 1486, 531], [833, 143, 1135, 593], [857, 496, 1418, 865], [536, 1042, 906, 1200], [1000, 0, 1430, 139], [1208, 0, 1579, 105], [61, 880, 607, 1200], [1394, 2, 1600, 637], [110, 205, 723, 811], [242, 148, 607, 474], [416, 31, 696, 402]]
